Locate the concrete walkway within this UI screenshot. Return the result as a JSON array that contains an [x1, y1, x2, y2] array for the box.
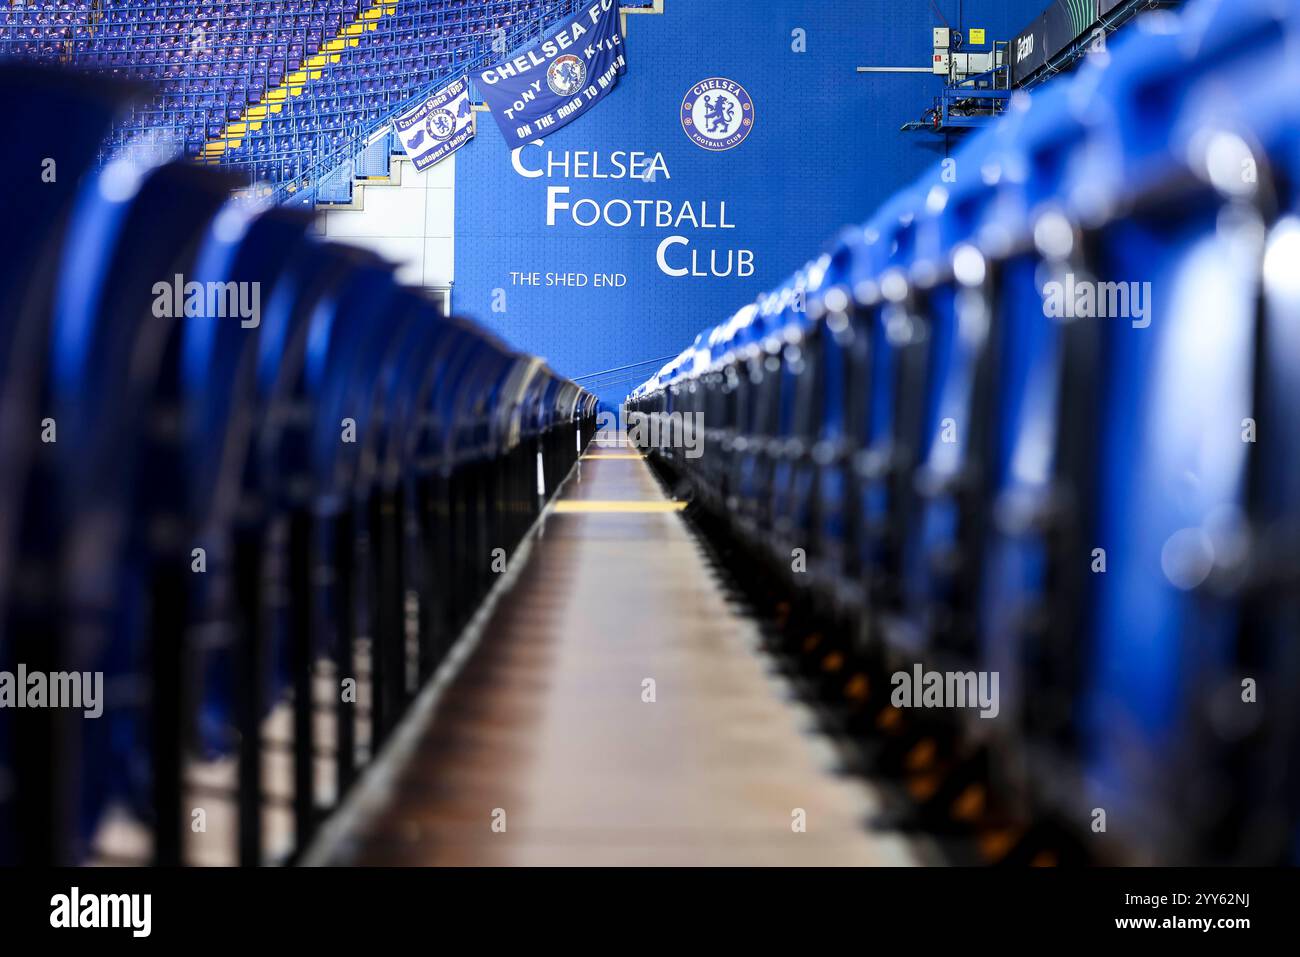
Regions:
[[312, 440, 916, 865]]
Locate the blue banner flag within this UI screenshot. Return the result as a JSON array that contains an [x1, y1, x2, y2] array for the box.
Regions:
[[473, 0, 627, 149], [394, 76, 476, 172]]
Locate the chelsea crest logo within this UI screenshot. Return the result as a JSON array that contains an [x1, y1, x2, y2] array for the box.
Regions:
[[681, 77, 754, 151], [547, 54, 586, 96], [425, 107, 456, 142]]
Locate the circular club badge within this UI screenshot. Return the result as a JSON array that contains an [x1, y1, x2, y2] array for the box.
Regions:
[[425, 108, 456, 141], [547, 54, 587, 96], [681, 77, 754, 151]]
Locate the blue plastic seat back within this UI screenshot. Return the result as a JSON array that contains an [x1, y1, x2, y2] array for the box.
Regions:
[[1078, 175, 1259, 833], [197, 245, 411, 751], [427, 320, 492, 472], [454, 337, 514, 460], [901, 278, 990, 623], [0, 62, 130, 671], [1176, 3, 1300, 210], [0, 65, 128, 372], [1067, 14, 1234, 224], [182, 205, 315, 757], [858, 190, 924, 548], [769, 268, 817, 446], [47, 157, 235, 848], [1250, 214, 1300, 841], [252, 247, 384, 504], [536, 374, 564, 439], [249, 240, 359, 490], [368, 298, 451, 493], [413, 321, 479, 470], [52, 160, 235, 514], [808, 251, 849, 448], [306, 263, 409, 510], [972, 79, 1089, 709], [1167, 0, 1295, 173], [938, 121, 1009, 254], [183, 203, 314, 522], [1013, 78, 1091, 226], [976, 248, 1062, 690]]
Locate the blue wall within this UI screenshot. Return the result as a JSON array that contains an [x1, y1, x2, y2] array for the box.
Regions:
[[454, 0, 1044, 402]]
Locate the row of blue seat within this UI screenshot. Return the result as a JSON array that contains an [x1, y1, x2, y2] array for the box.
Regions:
[[0, 63, 596, 866], [0, 0, 557, 194], [630, 0, 1300, 864]]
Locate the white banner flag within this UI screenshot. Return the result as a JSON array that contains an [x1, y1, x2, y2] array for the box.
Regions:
[[394, 76, 475, 172]]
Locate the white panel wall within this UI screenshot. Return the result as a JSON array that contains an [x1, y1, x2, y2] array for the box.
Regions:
[[319, 152, 456, 293]]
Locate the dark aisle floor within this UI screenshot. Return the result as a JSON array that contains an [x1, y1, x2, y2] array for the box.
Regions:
[[309, 438, 916, 865]]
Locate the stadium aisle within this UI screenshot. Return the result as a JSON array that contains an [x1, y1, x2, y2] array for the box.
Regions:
[[309, 436, 918, 865]]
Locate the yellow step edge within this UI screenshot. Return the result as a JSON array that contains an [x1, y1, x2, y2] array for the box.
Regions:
[[552, 501, 687, 514], [201, 0, 391, 160]]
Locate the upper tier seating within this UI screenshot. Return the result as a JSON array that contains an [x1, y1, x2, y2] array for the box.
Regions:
[[0, 0, 584, 198]]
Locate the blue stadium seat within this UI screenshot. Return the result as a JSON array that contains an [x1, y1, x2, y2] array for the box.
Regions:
[[805, 229, 866, 609], [630, 0, 1300, 866], [183, 202, 315, 762], [0, 65, 132, 865], [0, 0, 577, 201], [0, 65, 594, 866], [44, 157, 236, 863], [962, 75, 1098, 818]]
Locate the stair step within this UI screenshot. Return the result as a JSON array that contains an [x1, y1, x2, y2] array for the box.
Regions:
[[198, 0, 456, 191]]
